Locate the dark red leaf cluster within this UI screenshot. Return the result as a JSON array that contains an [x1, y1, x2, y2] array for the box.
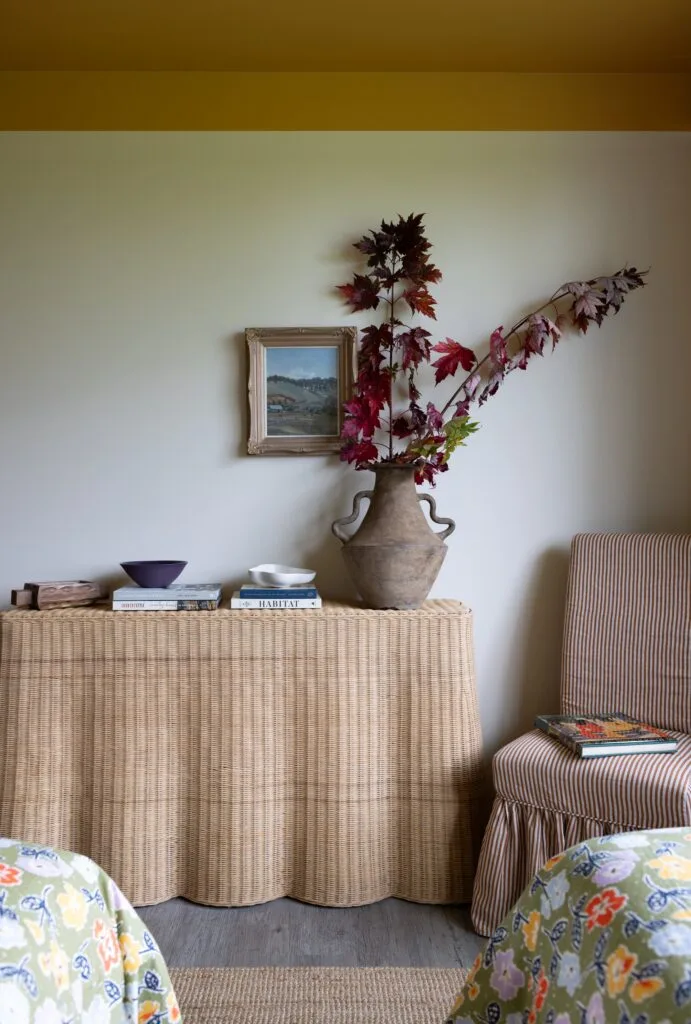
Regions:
[[415, 452, 449, 486], [392, 402, 426, 439], [340, 438, 379, 466], [337, 274, 381, 312], [336, 213, 647, 485], [396, 327, 432, 370], [338, 213, 454, 472], [360, 324, 391, 369], [489, 327, 508, 370], [345, 214, 440, 301], [477, 321, 545, 403], [565, 268, 647, 333], [526, 314, 561, 354], [391, 399, 445, 441]]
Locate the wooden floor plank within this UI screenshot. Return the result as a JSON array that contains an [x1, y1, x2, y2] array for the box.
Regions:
[[137, 898, 485, 969], [443, 905, 485, 967]]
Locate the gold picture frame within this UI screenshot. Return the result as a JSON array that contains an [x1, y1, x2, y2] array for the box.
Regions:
[[246, 326, 356, 455]]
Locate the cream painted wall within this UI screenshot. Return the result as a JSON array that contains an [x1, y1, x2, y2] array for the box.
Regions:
[[0, 131, 690, 756]]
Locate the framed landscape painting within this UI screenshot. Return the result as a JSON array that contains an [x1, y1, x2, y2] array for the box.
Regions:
[[246, 327, 356, 455]]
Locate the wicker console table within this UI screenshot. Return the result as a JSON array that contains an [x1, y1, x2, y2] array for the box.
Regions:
[[0, 601, 483, 907]]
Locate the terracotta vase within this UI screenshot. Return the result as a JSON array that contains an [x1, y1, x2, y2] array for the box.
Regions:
[[331, 463, 455, 610]]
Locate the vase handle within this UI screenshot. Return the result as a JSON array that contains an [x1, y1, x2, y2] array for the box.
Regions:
[[418, 493, 456, 541], [331, 490, 374, 544]]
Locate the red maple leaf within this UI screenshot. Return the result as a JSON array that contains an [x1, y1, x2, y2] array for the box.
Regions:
[[357, 367, 391, 409], [600, 267, 647, 311], [392, 415, 414, 439], [426, 402, 443, 431], [402, 258, 443, 286], [340, 438, 379, 467], [354, 231, 392, 267], [414, 453, 449, 487], [511, 347, 531, 371], [340, 416, 362, 440], [392, 402, 427, 438], [430, 338, 477, 384], [525, 314, 561, 355], [489, 326, 508, 370], [402, 286, 437, 319], [477, 369, 505, 406], [337, 274, 380, 312], [395, 327, 432, 370], [566, 281, 606, 333], [391, 213, 429, 259], [358, 324, 391, 370], [372, 266, 404, 290], [343, 392, 383, 438]]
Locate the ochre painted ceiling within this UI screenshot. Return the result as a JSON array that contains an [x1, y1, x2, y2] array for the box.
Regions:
[[2, 0, 690, 72]]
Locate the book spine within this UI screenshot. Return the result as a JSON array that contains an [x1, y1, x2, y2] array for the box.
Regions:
[[114, 593, 221, 602], [231, 598, 322, 609], [580, 740, 677, 758], [545, 723, 581, 756], [240, 589, 318, 599], [113, 600, 219, 610], [535, 716, 581, 755]]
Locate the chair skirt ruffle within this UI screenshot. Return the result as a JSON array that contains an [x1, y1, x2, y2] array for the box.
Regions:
[[471, 796, 648, 936]]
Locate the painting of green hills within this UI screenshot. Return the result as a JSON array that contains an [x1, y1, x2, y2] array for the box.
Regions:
[[266, 346, 339, 437]]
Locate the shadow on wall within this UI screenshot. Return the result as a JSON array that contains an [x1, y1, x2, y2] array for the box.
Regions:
[[228, 331, 249, 459], [513, 545, 571, 740], [219, 462, 364, 604], [471, 545, 571, 847], [297, 479, 363, 604]]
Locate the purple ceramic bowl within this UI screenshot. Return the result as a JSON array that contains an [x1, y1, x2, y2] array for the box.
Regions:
[[120, 560, 187, 588]]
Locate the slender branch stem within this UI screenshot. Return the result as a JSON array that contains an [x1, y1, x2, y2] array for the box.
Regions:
[[388, 255, 399, 459], [438, 288, 569, 417]]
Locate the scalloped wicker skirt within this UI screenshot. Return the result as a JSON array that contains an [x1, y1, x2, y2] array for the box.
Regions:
[[0, 601, 484, 907]]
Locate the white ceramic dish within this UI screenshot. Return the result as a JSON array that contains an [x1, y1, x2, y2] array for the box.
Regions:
[[248, 563, 317, 588]]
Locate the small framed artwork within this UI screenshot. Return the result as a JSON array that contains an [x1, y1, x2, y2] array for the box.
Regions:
[[246, 326, 356, 455]]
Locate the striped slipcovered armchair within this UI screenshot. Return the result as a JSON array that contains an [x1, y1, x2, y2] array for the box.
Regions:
[[471, 532, 691, 936]]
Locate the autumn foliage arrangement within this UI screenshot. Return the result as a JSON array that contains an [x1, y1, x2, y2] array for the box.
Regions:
[[337, 213, 647, 486]]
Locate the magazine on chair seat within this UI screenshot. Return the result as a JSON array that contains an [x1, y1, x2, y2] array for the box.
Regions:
[[534, 712, 678, 758]]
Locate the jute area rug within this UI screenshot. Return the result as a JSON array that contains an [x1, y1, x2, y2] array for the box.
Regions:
[[170, 966, 465, 1024]]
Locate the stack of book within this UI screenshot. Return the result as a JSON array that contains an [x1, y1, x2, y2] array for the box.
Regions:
[[230, 583, 321, 609], [112, 583, 223, 611]]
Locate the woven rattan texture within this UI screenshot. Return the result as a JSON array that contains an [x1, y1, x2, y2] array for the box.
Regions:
[[0, 601, 483, 907]]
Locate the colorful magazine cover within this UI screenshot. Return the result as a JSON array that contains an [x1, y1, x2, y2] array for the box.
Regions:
[[534, 712, 677, 758]]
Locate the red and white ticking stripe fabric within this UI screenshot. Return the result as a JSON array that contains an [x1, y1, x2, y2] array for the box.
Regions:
[[562, 533, 691, 732], [471, 731, 691, 936], [471, 532, 691, 938]]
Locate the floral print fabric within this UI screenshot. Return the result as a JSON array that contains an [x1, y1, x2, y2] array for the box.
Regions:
[[0, 837, 180, 1023], [449, 827, 691, 1023]]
